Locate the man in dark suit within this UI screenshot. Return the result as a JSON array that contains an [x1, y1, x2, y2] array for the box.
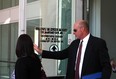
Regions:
[[34, 20, 111, 79]]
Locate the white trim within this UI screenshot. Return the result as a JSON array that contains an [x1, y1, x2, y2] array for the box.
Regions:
[[71, 0, 76, 34], [18, 0, 27, 36]]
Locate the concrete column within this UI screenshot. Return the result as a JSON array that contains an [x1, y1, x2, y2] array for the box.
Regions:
[[19, 0, 27, 36]]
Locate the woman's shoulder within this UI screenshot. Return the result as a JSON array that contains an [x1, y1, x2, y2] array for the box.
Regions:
[[17, 56, 32, 61], [16, 56, 41, 67], [17, 56, 40, 63], [16, 57, 31, 65]]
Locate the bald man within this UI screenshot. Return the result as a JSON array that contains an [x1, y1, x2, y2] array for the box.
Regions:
[[34, 20, 111, 79]]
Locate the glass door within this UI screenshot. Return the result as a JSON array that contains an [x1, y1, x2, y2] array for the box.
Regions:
[[26, 0, 72, 76]]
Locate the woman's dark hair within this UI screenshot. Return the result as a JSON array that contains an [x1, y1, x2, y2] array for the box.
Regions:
[[16, 34, 34, 58]]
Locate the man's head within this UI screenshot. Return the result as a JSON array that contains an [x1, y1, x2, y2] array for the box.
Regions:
[[73, 20, 89, 39]]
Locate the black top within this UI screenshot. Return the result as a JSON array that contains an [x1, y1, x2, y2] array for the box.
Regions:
[[15, 56, 41, 79]]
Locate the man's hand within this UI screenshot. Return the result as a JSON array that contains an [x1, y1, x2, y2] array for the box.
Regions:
[[34, 44, 42, 54]]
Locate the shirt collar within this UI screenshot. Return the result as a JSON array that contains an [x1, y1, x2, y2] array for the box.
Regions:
[[82, 33, 90, 42]]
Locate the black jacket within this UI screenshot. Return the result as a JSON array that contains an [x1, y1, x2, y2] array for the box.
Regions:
[[15, 55, 41, 79], [42, 35, 111, 79]]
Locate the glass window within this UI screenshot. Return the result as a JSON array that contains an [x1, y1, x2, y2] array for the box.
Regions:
[[27, 19, 41, 40], [0, 0, 19, 10], [27, 0, 39, 3], [0, 23, 18, 79], [11, 0, 19, 7], [0, 0, 2, 9], [2, 0, 11, 9]]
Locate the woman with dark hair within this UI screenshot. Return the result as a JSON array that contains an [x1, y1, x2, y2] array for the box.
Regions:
[[15, 34, 42, 79]]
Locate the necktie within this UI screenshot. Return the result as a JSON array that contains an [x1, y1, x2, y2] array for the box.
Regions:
[[75, 40, 83, 79]]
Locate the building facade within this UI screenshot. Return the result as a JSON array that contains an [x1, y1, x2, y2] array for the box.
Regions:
[[0, 0, 116, 79]]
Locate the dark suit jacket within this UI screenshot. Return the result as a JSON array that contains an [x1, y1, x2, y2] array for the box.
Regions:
[[15, 55, 41, 79], [42, 35, 111, 79]]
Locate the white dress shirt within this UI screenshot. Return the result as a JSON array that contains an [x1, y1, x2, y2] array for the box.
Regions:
[[75, 33, 90, 78]]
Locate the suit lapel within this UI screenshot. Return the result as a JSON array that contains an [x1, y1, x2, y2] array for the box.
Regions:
[[81, 35, 94, 76], [74, 39, 80, 60]]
